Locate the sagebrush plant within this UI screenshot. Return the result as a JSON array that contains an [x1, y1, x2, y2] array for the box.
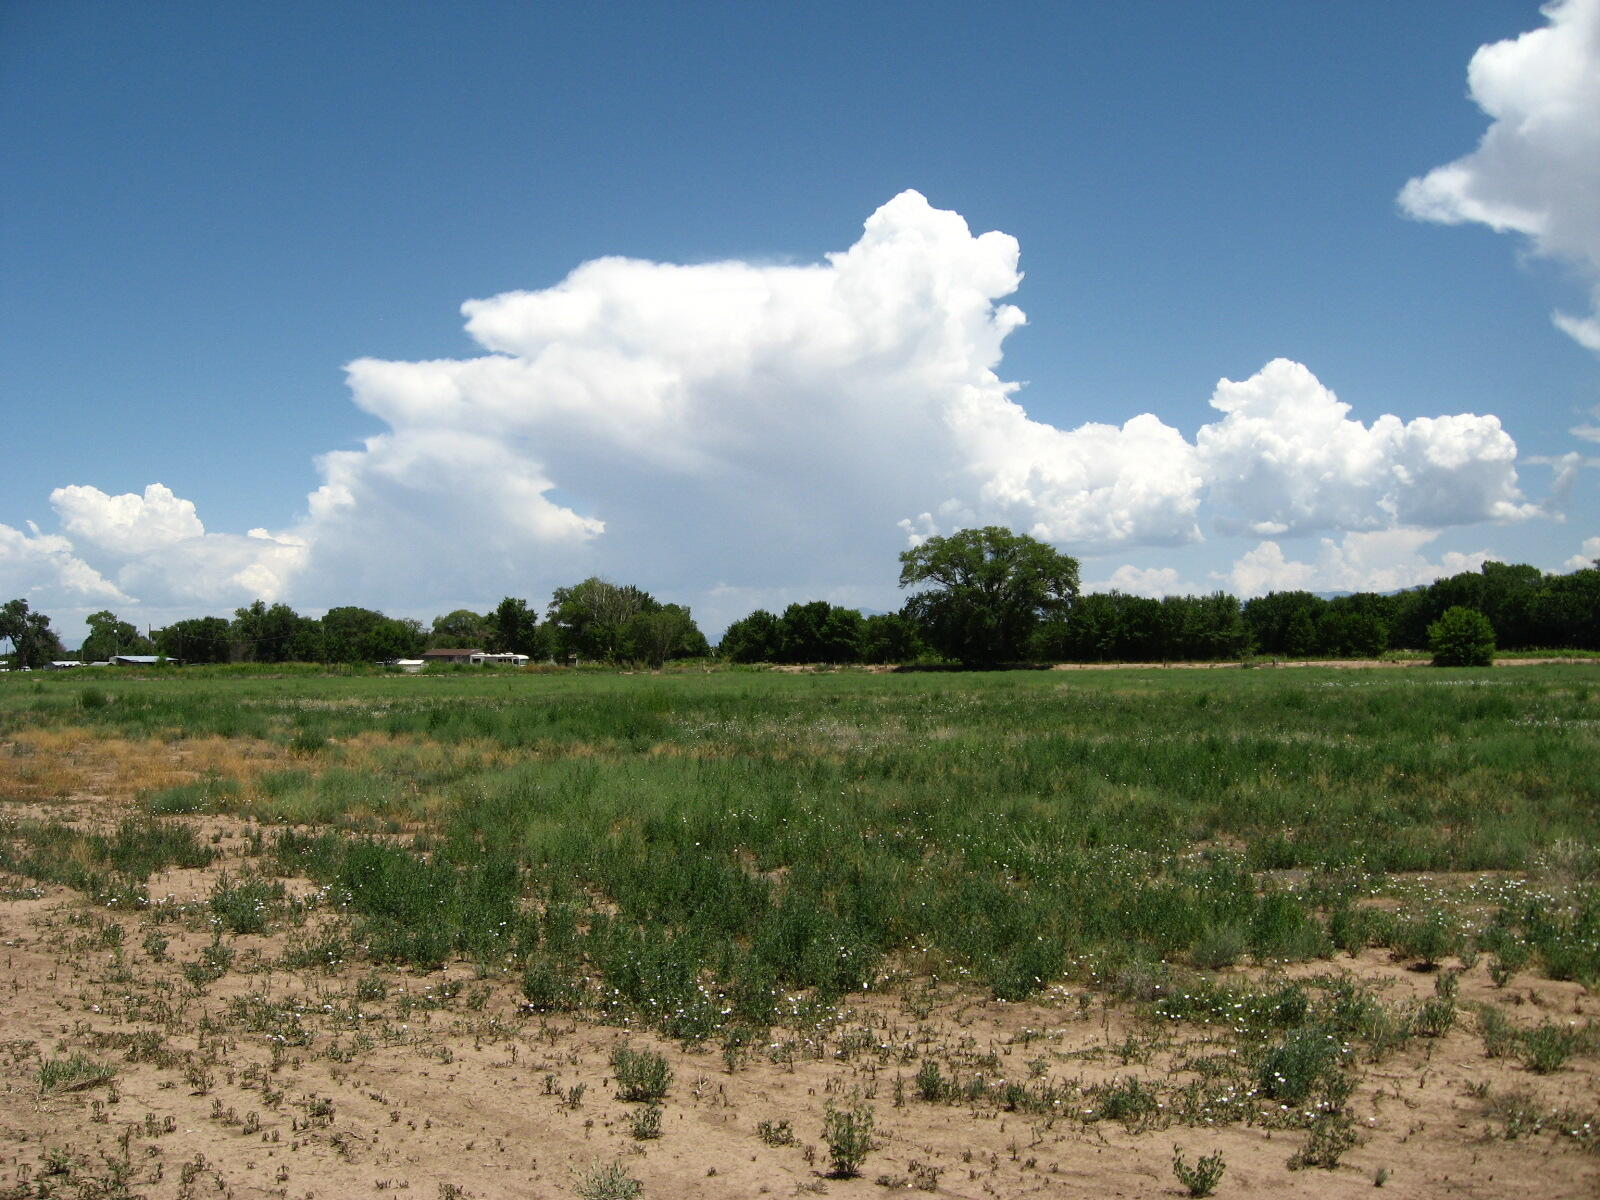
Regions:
[[627, 1104, 663, 1140], [757, 1119, 795, 1146], [1288, 1112, 1358, 1170], [822, 1101, 875, 1178]]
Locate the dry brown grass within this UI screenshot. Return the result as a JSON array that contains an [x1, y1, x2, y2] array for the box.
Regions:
[[0, 728, 291, 806]]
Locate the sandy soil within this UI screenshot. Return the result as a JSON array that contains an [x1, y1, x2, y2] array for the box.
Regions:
[[1, 807, 1596, 1199]]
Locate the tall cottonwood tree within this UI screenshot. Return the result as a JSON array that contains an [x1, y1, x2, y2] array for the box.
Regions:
[[899, 527, 1079, 666]]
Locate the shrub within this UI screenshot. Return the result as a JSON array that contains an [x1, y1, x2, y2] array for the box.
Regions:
[[1288, 1112, 1358, 1170], [1428, 607, 1495, 668], [209, 871, 284, 935], [1392, 913, 1454, 969], [1489, 941, 1530, 987], [626, 1104, 662, 1140], [1172, 1146, 1226, 1198], [611, 1046, 672, 1102], [757, 1119, 795, 1146], [573, 1161, 642, 1200], [1258, 1025, 1341, 1104], [520, 958, 582, 1012], [1190, 923, 1247, 970], [822, 1101, 875, 1178], [1520, 1022, 1581, 1074], [913, 1059, 948, 1103]]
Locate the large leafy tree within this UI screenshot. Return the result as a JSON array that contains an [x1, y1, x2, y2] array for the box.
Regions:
[[899, 527, 1079, 666], [230, 600, 318, 663], [319, 606, 425, 664], [1429, 606, 1495, 667], [155, 617, 231, 664], [1, 599, 64, 668], [625, 604, 709, 667], [489, 597, 546, 658], [547, 578, 659, 662], [80, 611, 154, 662], [777, 601, 863, 663], [859, 612, 922, 664], [718, 610, 782, 663], [431, 608, 492, 649]]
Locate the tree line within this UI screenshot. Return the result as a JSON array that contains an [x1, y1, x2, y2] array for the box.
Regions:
[[3, 530, 1597, 670]]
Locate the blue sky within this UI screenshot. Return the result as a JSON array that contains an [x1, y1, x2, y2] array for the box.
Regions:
[[3, 1, 1598, 641]]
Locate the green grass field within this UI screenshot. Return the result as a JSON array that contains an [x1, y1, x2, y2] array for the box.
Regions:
[[4, 663, 1597, 1028]]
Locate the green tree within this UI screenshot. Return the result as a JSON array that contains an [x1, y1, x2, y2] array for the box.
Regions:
[[319, 606, 389, 664], [859, 612, 921, 664], [490, 597, 545, 657], [79, 610, 154, 662], [430, 608, 491, 649], [1, 599, 64, 668], [899, 527, 1079, 666], [777, 601, 863, 663], [230, 600, 314, 663], [547, 578, 659, 662], [718, 610, 782, 663], [155, 617, 231, 664], [1428, 606, 1495, 667], [624, 604, 709, 667]]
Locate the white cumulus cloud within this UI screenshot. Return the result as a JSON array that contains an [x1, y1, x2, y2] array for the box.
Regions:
[[1197, 359, 1534, 536], [52, 483, 205, 555], [289, 190, 1211, 609], [1565, 535, 1600, 570], [0, 521, 128, 606], [1224, 529, 1492, 597], [1084, 565, 1197, 598], [6, 193, 1551, 631], [45, 484, 305, 607], [1399, 0, 1600, 351]]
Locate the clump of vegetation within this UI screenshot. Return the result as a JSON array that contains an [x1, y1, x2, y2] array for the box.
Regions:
[[521, 957, 582, 1011], [611, 1045, 672, 1103], [209, 870, 285, 935], [1519, 1021, 1584, 1074], [573, 1160, 642, 1200], [37, 1054, 116, 1094], [1257, 1025, 1344, 1105], [1289, 1112, 1359, 1170], [1171, 1146, 1226, 1197], [1429, 606, 1495, 667], [627, 1104, 663, 1140], [821, 1101, 875, 1178], [1190, 923, 1247, 970], [757, 1119, 795, 1146]]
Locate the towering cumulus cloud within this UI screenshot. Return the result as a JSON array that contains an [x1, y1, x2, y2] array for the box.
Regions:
[[12, 192, 1539, 630], [1400, 0, 1600, 351], [303, 190, 1208, 605]]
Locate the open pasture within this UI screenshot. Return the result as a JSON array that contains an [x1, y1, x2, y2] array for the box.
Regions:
[[0, 663, 1596, 1198]]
